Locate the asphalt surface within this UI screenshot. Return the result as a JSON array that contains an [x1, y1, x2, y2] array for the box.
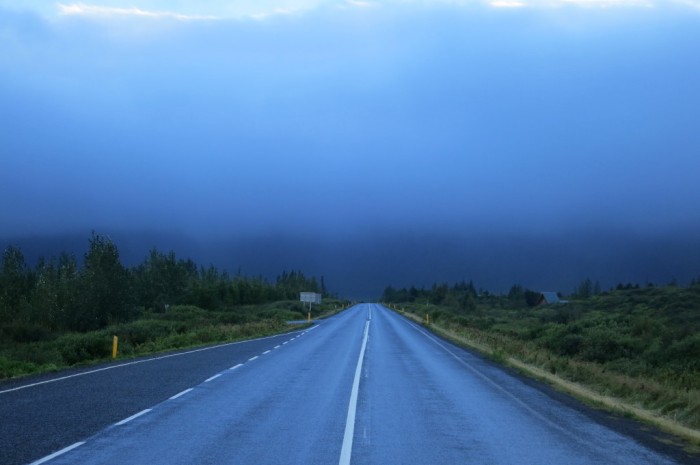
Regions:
[[0, 328, 313, 465], [2, 304, 697, 465]]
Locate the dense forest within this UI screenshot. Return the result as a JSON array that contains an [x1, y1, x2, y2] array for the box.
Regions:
[[0, 234, 338, 379], [382, 280, 700, 431]]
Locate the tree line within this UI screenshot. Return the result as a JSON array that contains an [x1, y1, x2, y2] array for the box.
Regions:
[[382, 277, 697, 309], [382, 281, 479, 311], [0, 233, 326, 335]]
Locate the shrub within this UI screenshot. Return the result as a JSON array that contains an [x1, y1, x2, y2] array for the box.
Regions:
[[1, 323, 53, 343], [55, 332, 112, 365], [109, 320, 184, 347]]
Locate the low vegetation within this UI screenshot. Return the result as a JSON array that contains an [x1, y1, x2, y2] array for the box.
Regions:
[[0, 301, 346, 380], [383, 281, 700, 442], [0, 234, 348, 380]]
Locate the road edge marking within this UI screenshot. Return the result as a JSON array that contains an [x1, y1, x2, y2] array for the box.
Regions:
[[0, 330, 307, 395], [394, 307, 578, 438]]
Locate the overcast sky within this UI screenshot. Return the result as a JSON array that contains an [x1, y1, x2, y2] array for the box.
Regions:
[[1, 1, 699, 297]]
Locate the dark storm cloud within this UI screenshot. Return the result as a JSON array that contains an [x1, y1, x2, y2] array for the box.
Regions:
[[1, 5, 699, 296], [3, 228, 699, 299]]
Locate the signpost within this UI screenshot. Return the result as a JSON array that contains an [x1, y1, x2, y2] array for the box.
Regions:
[[300, 292, 322, 322]]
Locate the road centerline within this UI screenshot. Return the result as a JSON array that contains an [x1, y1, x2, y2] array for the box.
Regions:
[[339, 318, 371, 465]]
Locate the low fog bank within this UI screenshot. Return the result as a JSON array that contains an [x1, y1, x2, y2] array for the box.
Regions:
[[2, 229, 698, 300]]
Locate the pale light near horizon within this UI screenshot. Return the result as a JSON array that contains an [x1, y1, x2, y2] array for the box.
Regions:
[[56, 3, 219, 20], [44, 0, 700, 22]]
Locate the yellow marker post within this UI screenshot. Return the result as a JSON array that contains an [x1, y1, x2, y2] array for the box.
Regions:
[[426, 313, 430, 325], [112, 336, 118, 359]]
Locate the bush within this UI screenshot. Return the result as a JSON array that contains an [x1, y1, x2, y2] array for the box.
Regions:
[[6, 343, 63, 366], [109, 320, 185, 347], [1, 323, 53, 343], [557, 333, 584, 356], [579, 326, 625, 363], [55, 332, 112, 365], [0, 356, 42, 379]]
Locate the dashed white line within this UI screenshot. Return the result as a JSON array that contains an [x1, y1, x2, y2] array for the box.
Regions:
[[169, 388, 193, 400], [115, 409, 152, 426], [28, 441, 85, 465], [0, 331, 306, 395], [20, 331, 317, 464]]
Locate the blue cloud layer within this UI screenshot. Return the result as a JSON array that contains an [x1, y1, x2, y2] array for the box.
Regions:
[[1, 5, 699, 241]]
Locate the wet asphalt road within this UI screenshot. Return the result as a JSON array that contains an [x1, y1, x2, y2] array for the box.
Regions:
[[0, 328, 311, 465], [2, 304, 696, 465]]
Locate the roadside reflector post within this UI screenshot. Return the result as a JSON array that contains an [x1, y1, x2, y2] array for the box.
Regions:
[[112, 336, 118, 359], [425, 314, 430, 325]]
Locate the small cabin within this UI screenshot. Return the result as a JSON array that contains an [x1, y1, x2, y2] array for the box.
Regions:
[[537, 292, 567, 305]]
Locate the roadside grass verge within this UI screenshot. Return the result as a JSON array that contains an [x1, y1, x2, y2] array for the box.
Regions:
[[0, 300, 348, 381], [388, 305, 700, 450]]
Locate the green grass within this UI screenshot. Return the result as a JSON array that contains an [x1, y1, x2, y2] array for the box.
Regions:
[[0, 299, 349, 380], [385, 285, 700, 442]]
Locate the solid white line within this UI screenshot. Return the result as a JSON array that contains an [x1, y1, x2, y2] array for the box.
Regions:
[[248, 356, 259, 361], [169, 388, 194, 400], [399, 313, 574, 437], [230, 363, 243, 370], [28, 441, 85, 465], [262, 350, 271, 355], [115, 409, 152, 426], [204, 374, 221, 383], [0, 331, 305, 395], [339, 320, 370, 465]]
